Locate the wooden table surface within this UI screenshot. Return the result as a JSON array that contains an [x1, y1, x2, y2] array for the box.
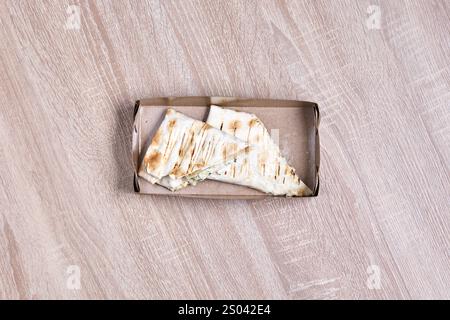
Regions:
[[0, 0, 449, 300]]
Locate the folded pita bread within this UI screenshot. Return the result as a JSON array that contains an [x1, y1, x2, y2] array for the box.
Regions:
[[138, 108, 250, 191], [206, 105, 312, 196]]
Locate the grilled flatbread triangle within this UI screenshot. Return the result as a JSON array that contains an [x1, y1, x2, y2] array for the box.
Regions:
[[206, 105, 313, 196], [138, 108, 250, 191]]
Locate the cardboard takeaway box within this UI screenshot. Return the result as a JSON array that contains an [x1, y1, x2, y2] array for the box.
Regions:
[[132, 97, 320, 199]]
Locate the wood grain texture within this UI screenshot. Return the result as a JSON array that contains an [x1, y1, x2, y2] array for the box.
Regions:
[[0, 0, 449, 299]]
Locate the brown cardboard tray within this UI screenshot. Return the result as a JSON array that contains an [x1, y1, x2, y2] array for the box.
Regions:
[[132, 97, 320, 199]]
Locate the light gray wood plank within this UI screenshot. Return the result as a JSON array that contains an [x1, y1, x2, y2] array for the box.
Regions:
[[0, 0, 448, 299]]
